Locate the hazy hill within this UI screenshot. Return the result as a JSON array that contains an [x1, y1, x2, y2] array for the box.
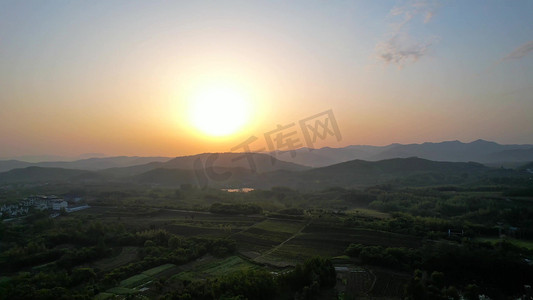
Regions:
[[0, 156, 172, 173], [163, 153, 307, 171], [0, 160, 34, 173], [122, 157, 497, 190], [485, 148, 533, 163], [0, 157, 522, 189], [369, 139, 532, 162], [130, 168, 198, 186], [129, 166, 259, 187], [3, 140, 530, 174], [102, 152, 310, 177], [270, 140, 533, 167], [269, 146, 376, 167], [255, 157, 491, 190], [0, 167, 93, 183]]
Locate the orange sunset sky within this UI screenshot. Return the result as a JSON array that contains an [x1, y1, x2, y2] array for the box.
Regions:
[[1, 1, 533, 159]]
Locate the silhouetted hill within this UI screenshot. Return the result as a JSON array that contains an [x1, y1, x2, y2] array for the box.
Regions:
[[130, 168, 198, 186], [0, 160, 33, 173], [269, 147, 376, 167], [125, 157, 498, 189], [369, 140, 531, 162], [102, 152, 309, 177], [270, 140, 533, 167], [257, 157, 491, 189], [129, 167, 258, 187], [0, 156, 525, 190], [0, 167, 92, 183], [486, 148, 533, 162], [100, 162, 165, 177], [0, 156, 172, 173], [162, 153, 308, 172]]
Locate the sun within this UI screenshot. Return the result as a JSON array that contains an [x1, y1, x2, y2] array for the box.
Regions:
[[188, 85, 251, 137]]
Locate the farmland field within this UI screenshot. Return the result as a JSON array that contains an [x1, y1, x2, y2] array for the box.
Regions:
[[105, 286, 136, 295], [142, 263, 176, 277], [3, 182, 532, 300], [120, 273, 152, 288], [173, 255, 261, 281], [252, 219, 306, 233], [91, 247, 139, 272]]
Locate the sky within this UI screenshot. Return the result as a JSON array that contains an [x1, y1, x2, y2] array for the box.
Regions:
[[1, 0, 533, 159]]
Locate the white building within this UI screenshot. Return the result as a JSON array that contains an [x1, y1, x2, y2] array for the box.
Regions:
[[51, 200, 68, 211]]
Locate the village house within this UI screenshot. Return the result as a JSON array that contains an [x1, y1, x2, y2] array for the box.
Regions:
[[51, 199, 68, 211], [1, 195, 72, 218]]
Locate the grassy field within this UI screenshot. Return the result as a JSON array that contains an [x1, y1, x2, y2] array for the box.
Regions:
[[103, 263, 180, 297], [142, 263, 176, 277], [173, 255, 260, 281], [120, 273, 152, 288], [106, 286, 136, 295]]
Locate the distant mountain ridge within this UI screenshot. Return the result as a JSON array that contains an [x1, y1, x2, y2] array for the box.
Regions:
[[1, 139, 531, 178], [251, 157, 492, 190], [1, 156, 521, 191], [0, 152, 309, 185], [270, 139, 533, 167], [101, 152, 310, 177], [0, 167, 93, 183], [0, 156, 173, 173]]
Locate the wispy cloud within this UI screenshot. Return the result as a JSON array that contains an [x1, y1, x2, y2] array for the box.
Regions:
[[503, 41, 533, 60], [376, 34, 435, 66], [390, 0, 439, 27], [376, 1, 441, 68]]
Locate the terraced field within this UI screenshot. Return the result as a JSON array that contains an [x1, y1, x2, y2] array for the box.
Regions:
[[120, 273, 151, 288], [75, 206, 261, 230], [249, 222, 421, 267], [369, 269, 411, 297], [233, 219, 307, 258], [86, 208, 422, 298], [99, 263, 179, 298], [173, 255, 260, 281], [302, 224, 421, 248]]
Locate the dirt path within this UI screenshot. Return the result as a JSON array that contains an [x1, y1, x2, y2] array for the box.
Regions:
[[252, 219, 311, 263]]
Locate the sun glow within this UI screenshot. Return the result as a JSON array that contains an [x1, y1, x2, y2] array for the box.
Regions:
[[188, 85, 251, 137]]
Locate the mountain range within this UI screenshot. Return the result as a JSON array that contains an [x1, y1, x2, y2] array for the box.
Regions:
[[0, 156, 525, 190], [2, 140, 531, 174], [269, 139, 533, 167], [0, 156, 172, 173], [0, 140, 531, 190]]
